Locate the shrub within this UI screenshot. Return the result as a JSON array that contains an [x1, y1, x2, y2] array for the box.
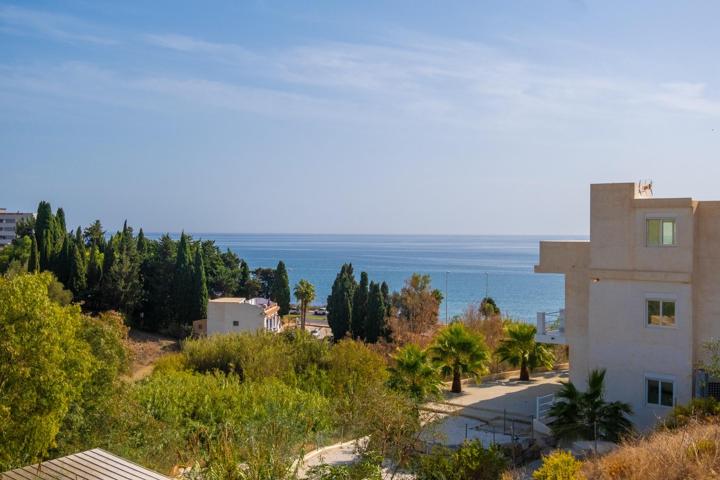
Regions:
[[532, 450, 584, 480], [665, 397, 720, 428], [414, 440, 508, 480]]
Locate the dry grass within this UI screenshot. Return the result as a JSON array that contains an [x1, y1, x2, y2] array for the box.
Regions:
[[583, 421, 720, 480]]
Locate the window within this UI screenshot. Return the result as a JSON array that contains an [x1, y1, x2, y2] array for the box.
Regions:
[[647, 299, 676, 326], [646, 218, 676, 246], [647, 378, 674, 407], [232, 320, 239, 326]]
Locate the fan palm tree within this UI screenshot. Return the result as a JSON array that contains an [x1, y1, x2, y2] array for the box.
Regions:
[[495, 323, 555, 381], [549, 368, 633, 443], [388, 344, 442, 403], [293, 279, 316, 332], [428, 322, 489, 393]]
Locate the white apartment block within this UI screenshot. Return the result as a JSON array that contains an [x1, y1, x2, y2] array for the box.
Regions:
[[193, 297, 281, 337], [535, 182, 720, 428], [0, 208, 34, 247]]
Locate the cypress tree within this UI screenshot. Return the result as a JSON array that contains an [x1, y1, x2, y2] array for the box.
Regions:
[[271, 260, 291, 316], [86, 243, 102, 292], [55, 208, 66, 237], [28, 236, 40, 273], [137, 228, 148, 257], [327, 263, 356, 340], [56, 234, 71, 284], [35, 201, 54, 271], [191, 247, 208, 321], [172, 232, 193, 325], [75, 226, 86, 260], [351, 271, 369, 339], [238, 259, 251, 296], [366, 281, 385, 343], [68, 241, 86, 296], [381, 281, 390, 316]]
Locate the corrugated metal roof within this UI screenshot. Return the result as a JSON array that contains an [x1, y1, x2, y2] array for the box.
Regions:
[[1, 449, 171, 480]]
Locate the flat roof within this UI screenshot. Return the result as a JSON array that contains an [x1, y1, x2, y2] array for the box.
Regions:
[[209, 297, 247, 303], [0, 449, 170, 480]]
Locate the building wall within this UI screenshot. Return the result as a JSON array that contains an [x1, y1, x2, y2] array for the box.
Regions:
[[587, 279, 693, 426], [693, 201, 720, 365], [207, 301, 266, 335], [0, 211, 33, 247]]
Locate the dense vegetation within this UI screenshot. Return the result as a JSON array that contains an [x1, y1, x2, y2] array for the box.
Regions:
[[0, 202, 292, 334]]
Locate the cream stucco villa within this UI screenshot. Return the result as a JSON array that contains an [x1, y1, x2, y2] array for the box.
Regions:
[[535, 182, 720, 428]]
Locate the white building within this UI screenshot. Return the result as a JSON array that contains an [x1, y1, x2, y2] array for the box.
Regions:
[[535, 182, 720, 429], [0, 208, 34, 247], [193, 297, 281, 337]]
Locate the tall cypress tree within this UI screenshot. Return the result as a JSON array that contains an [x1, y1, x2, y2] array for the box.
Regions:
[[271, 260, 291, 315], [381, 281, 390, 316], [28, 235, 40, 273], [327, 263, 356, 340], [238, 259, 251, 296], [191, 246, 208, 321], [68, 241, 86, 296], [86, 243, 102, 294], [75, 226, 86, 260], [56, 234, 71, 284], [55, 208, 66, 237], [172, 232, 193, 325], [366, 281, 385, 343], [137, 228, 148, 257], [351, 271, 369, 339], [35, 201, 55, 271]]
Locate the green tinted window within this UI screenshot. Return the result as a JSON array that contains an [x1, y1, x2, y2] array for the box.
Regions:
[[647, 218, 676, 246], [647, 219, 661, 246], [647, 299, 675, 326]]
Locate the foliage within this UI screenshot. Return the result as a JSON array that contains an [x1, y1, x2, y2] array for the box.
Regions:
[[480, 297, 501, 316], [327, 263, 356, 340], [461, 304, 507, 373], [272, 260, 291, 316], [0, 235, 31, 272], [351, 272, 369, 339], [365, 281, 386, 343], [0, 273, 93, 469], [392, 273, 442, 334], [549, 369, 633, 443], [413, 441, 508, 480], [306, 452, 383, 480], [495, 323, 554, 381], [294, 279, 316, 332], [388, 344, 441, 403], [428, 322, 489, 393], [700, 338, 720, 380], [665, 397, 720, 429], [190, 247, 208, 322], [533, 451, 585, 480]]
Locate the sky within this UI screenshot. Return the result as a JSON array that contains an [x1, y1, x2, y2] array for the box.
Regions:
[[2, 1, 720, 235]]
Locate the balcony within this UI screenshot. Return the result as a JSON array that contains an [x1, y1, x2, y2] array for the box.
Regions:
[[536, 309, 566, 345]]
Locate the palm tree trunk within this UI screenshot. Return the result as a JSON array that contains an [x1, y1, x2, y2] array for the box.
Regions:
[[452, 366, 462, 393], [301, 301, 306, 331], [520, 359, 530, 381]]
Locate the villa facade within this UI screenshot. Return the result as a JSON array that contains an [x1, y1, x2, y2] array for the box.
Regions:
[[535, 182, 720, 428], [193, 297, 281, 337]]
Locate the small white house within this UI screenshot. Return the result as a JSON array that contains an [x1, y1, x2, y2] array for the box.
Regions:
[[193, 297, 281, 337]]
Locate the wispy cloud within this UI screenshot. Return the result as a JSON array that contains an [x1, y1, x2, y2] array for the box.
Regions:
[[0, 5, 116, 45]]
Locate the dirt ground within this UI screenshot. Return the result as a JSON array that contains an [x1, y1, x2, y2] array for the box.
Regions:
[[125, 329, 180, 381]]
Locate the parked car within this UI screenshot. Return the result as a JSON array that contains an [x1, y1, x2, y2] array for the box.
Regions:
[[313, 308, 327, 316]]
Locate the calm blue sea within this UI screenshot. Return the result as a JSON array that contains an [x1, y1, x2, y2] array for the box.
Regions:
[[148, 234, 585, 321]]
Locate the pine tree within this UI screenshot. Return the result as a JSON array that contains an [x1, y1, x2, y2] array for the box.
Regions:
[[28, 235, 40, 273], [68, 241, 86, 296], [35, 201, 55, 271], [327, 263, 356, 340], [191, 246, 208, 321], [351, 271, 369, 339], [271, 260, 291, 316], [366, 281, 386, 343]]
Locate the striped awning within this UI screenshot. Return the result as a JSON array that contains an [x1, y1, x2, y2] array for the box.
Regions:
[[1, 449, 171, 480]]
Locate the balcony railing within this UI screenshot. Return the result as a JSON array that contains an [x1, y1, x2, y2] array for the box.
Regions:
[[536, 309, 566, 344]]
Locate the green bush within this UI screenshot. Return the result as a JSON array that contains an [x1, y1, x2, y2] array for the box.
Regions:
[[306, 451, 383, 480], [666, 397, 720, 428], [533, 450, 584, 480], [414, 440, 508, 480]]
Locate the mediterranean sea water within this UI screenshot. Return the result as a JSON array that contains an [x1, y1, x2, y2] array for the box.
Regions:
[[151, 234, 585, 321]]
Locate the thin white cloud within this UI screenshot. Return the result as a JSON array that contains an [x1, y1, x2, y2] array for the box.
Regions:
[[0, 5, 116, 45]]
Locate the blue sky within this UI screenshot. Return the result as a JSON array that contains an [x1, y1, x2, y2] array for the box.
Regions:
[[2, 1, 719, 234]]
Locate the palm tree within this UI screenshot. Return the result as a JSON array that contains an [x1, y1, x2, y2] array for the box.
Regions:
[[495, 323, 554, 381], [549, 368, 633, 443], [428, 322, 489, 394], [293, 279, 316, 332], [388, 344, 442, 403]]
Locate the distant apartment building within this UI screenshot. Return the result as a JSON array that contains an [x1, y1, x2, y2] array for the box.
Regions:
[[535, 182, 720, 428], [193, 297, 281, 337], [0, 208, 34, 247]]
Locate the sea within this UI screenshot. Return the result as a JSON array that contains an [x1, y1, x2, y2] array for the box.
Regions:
[[149, 234, 586, 321]]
